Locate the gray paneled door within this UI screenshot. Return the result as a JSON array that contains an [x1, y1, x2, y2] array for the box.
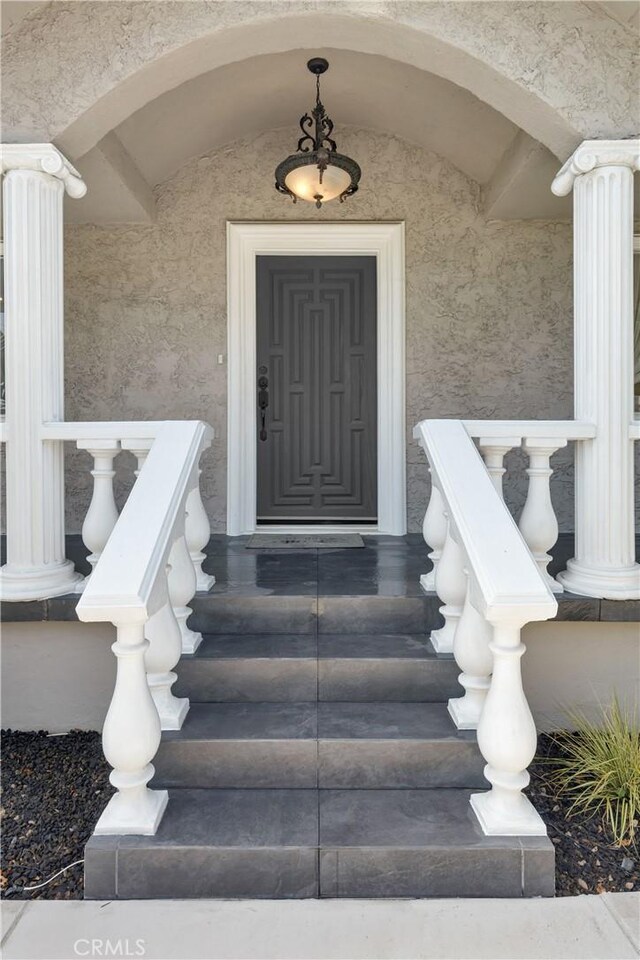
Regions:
[[256, 255, 377, 523]]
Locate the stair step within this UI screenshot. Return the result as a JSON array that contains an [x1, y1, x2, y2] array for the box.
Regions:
[[152, 702, 485, 789], [174, 633, 461, 702], [84, 788, 554, 899], [188, 593, 443, 635]]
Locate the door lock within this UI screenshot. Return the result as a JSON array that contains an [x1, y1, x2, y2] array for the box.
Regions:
[[258, 373, 269, 441]]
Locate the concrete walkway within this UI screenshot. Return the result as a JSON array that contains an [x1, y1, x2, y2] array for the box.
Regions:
[[1, 894, 639, 960]]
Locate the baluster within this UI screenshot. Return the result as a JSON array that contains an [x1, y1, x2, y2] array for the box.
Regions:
[[519, 438, 566, 593], [420, 477, 447, 592], [470, 619, 546, 835], [76, 440, 120, 590], [94, 622, 167, 835], [185, 470, 215, 592], [478, 438, 520, 497], [430, 519, 466, 654], [123, 438, 153, 478], [448, 573, 493, 729], [144, 584, 189, 730], [168, 532, 202, 654]]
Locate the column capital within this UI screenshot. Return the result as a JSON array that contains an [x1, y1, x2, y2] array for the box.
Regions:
[[1, 143, 86, 198], [551, 138, 639, 197]]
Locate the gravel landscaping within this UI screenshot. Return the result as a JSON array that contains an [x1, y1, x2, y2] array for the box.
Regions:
[[1, 730, 637, 900]]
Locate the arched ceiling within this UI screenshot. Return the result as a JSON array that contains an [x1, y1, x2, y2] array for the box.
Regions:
[[114, 50, 519, 189], [3, 2, 637, 223]]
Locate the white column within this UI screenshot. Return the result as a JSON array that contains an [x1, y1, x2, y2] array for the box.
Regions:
[[430, 519, 466, 654], [552, 140, 640, 599], [185, 470, 215, 592], [478, 439, 520, 498], [420, 477, 447, 591], [94, 622, 167, 836], [168, 533, 202, 654], [76, 440, 120, 588], [0, 145, 86, 600], [519, 438, 566, 593], [470, 619, 546, 836], [448, 574, 493, 730]]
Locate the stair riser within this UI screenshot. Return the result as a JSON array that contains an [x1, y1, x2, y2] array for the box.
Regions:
[[86, 848, 318, 900], [85, 846, 553, 900], [319, 848, 554, 898], [188, 596, 443, 635], [153, 740, 485, 789], [174, 659, 461, 703]]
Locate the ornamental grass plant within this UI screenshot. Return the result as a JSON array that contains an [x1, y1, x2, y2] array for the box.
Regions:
[[543, 698, 640, 848]]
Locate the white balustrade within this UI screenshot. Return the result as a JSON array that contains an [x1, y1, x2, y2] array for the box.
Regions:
[[144, 591, 189, 730], [518, 438, 566, 593], [470, 619, 541, 835], [168, 533, 202, 654], [420, 475, 447, 591], [448, 574, 493, 730], [94, 622, 167, 835], [77, 420, 213, 836], [414, 418, 557, 836], [185, 469, 215, 592], [478, 438, 519, 497], [76, 440, 121, 588], [430, 519, 466, 654]]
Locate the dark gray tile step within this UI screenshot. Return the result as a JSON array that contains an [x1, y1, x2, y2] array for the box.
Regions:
[[317, 702, 485, 788], [152, 702, 485, 789], [153, 702, 318, 788], [174, 633, 461, 703], [84, 788, 319, 899], [319, 789, 555, 898], [84, 787, 554, 899], [318, 634, 461, 702], [174, 634, 318, 702]]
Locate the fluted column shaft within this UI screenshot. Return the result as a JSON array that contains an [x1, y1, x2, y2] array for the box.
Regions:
[[553, 142, 640, 599], [0, 147, 86, 600]]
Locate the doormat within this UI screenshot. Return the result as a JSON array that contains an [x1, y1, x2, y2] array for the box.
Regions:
[[247, 534, 364, 549]]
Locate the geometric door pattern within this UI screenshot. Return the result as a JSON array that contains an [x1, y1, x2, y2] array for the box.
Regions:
[[256, 256, 377, 521]]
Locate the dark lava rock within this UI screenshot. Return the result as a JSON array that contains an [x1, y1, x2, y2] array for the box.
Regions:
[[1, 730, 112, 899], [528, 734, 639, 897]]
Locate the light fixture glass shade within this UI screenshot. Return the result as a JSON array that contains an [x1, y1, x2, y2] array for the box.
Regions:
[[284, 162, 352, 205]]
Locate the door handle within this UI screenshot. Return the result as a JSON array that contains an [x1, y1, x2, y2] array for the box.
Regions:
[[258, 374, 269, 441]]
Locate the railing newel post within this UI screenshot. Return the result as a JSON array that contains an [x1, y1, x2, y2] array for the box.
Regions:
[[93, 620, 167, 836], [470, 618, 546, 836]]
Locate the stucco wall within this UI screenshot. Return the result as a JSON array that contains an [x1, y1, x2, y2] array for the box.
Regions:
[[3, 620, 637, 733], [63, 126, 575, 533]]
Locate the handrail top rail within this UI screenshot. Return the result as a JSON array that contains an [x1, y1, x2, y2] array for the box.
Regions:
[[76, 420, 213, 625], [41, 420, 181, 442], [463, 420, 596, 441], [414, 419, 557, 624]]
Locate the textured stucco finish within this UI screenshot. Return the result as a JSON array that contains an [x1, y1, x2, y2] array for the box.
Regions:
[[63, 126, 576, 533], [3, 1, 638, 160]]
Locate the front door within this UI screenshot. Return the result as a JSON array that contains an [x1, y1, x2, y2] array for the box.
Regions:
[[256, 255, 377, 524]]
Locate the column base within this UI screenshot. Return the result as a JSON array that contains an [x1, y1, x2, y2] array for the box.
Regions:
[[558, 558, 640, 600], [195, 571, 216, 592], [0, 560, 83, 601]]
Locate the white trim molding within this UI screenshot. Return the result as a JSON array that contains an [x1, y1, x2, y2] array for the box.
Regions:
[[226, 221, 406, 536]]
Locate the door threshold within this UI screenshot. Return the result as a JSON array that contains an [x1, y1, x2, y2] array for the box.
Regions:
[[255, 524, 379, 536]]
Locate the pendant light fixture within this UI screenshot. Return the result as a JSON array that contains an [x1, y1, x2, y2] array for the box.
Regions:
[[275, 58, 361, 209]]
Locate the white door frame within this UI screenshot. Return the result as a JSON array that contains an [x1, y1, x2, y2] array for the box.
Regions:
[[226, 221, 406, 536]]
